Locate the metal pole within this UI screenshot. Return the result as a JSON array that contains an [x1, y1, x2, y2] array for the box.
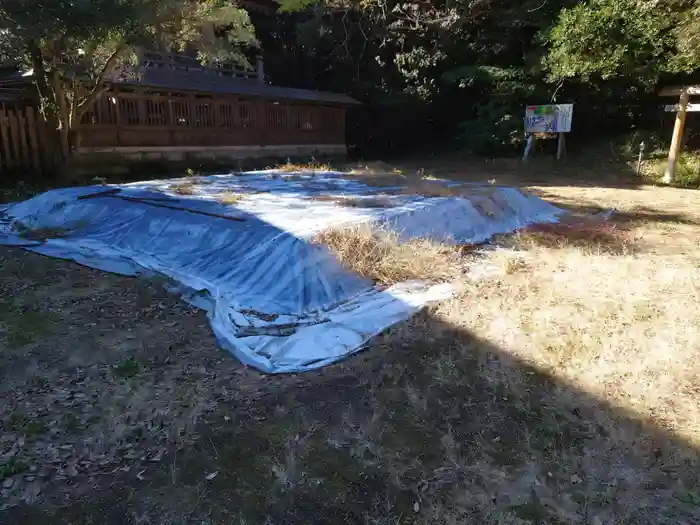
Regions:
[[637, 141, 645, 177]]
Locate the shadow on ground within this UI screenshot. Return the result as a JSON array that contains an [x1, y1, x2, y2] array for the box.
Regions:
[[3, 308, 698, 524], [2, 175, 699, 524], [386, 153, 649, 191], [528, 188, 700, 227]]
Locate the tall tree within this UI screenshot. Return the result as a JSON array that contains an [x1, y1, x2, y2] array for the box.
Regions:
[[544, 0, 700, 83], [0, 0, 255, 159]]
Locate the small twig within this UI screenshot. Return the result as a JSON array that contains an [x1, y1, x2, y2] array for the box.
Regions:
[[550, 80, 564, 103], [77, 188, 121, 200], [79, 188, 246, 221], [527, 0, 547, 12], [108, 195, 247, 222], [171, 448, 178, 486], [209, 437, 219, 459]]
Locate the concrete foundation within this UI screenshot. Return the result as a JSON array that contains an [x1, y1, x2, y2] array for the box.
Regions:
[[71, 144, 347, 179]]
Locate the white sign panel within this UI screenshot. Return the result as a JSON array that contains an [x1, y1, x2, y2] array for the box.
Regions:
[[664, 104, 700, 112], [525, 104, 573, 133]]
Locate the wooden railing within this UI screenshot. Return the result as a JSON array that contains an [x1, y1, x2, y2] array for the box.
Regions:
[[79, 90, 346, 149], [137, 50, 262, 82]]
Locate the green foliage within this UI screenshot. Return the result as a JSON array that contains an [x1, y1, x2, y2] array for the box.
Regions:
[[112, 356, 141, 379], [443, 66, 523, 88], [0, 0, 695, 161], [545, 0, 693, 83], [0, 459, 26, 480], [277, 0, 318, 12], [254, 0, 700, 159], [671, 4, 700, 75], [0, 0, 255, 158], [6, 413, 47, 436], [645, 152, 700, 188], [0, 302, 48, 348]]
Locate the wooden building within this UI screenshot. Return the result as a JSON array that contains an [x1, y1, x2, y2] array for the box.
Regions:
[[0, 46, 360, 175], [79, 50, 360, 163]]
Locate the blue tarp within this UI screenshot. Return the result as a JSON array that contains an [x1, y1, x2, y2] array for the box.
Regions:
[[0, 171, 562, 372]]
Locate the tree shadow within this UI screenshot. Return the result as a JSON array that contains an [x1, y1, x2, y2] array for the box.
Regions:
[[1, 175, 699, 523], [527, 187, 700, 227], [382, 151, 657, 191], [4, 310, 698, 524]]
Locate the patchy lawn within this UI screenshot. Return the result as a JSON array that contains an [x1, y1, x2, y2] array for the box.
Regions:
[[2, 165, 700, 524]]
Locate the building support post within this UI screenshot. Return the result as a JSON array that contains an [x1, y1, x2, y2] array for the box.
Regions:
[[256, 56, 265, 84], [665, 89, 690, 184]]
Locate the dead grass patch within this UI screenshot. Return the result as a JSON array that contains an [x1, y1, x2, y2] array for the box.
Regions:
[[310, 195, 392, 208], [315, 226, 464, 285], [13, 219, 89, 242], [277, 160, 331, 173], [500, 221, 632, 255], [346, 166, 464, 197], [3, 171, 700, 524], [170, 182, 197, 195], [448, 235, 700, 443], [400, 178, 464, 197], [345, 173, 409, 187], [217, 191, 245, 205]]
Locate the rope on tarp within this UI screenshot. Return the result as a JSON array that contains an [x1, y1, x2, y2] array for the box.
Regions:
[[78, 188, 247, 222]]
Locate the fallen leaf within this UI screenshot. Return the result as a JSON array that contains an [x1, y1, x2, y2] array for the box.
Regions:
[[205, 471, 218, 481], [21, 481, 42, 504]]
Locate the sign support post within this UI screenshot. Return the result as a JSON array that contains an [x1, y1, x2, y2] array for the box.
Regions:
[[556, 132, 566, 161], [523, 104, 573, 163], [522, 134, 535, 163]]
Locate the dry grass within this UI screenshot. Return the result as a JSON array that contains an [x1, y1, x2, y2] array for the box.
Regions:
[[315, 226, 465, 285], [13, 219, 89, 242], [217, 191, 245, 205], [312, 184, 700, 523], [14, 225, 73, 242], [499, 221, 632, 255], [170, 182, 197, 195], [345, 172, 409, 187], [453, 235, 700, 430], [310, 195, 392, 208], [276, 160, 332, 173], [445, 183, 700, 437], [400, 178, 464, 197], [3, 170, 700, 524], [346, 163, 465, 197], [346, 163, 408, 188]]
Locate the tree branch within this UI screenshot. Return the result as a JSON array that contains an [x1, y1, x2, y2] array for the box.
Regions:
[[76, 44, 126, 116], [27, 40, 51, 99]]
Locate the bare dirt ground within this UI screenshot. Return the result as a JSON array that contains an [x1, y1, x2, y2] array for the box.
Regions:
[[2, 158, 700, 524]]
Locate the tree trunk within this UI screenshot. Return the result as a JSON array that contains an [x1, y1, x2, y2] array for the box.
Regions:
[[53, 76, 72, 161]]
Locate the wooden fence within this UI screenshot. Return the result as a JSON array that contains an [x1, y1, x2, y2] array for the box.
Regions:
[[79, 89, 347, 149], [0, 106, 59, 177]]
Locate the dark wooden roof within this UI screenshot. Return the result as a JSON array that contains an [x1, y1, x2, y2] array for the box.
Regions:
[[0, 68, 33, 101], [111, 68, 361, 106], [1, 65, 360, 107], [0, 68, 28, 86]]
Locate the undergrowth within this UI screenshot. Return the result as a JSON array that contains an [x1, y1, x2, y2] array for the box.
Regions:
[[642, 152, 700, 188]]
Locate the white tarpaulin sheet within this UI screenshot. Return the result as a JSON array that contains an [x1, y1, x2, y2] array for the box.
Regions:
[[0, 171, 562, 373]]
